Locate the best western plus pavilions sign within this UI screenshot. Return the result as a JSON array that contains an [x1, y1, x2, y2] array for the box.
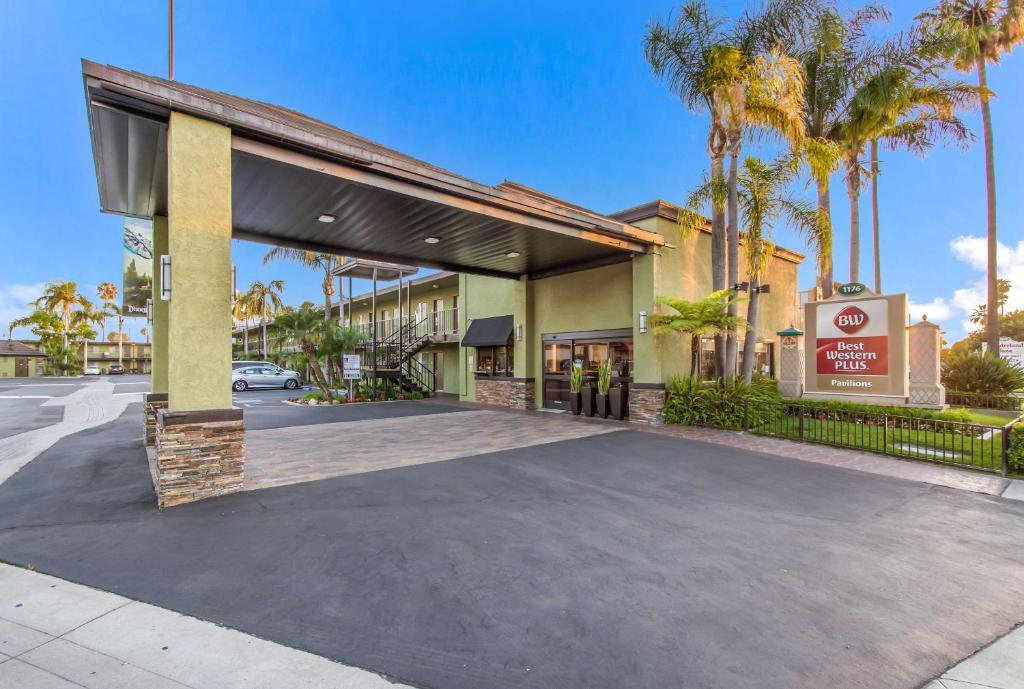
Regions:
[[804, 287, 908, 400]]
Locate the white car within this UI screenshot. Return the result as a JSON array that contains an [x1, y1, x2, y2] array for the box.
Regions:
[[83, 365, 100, 376], [232, 365, 303, 391]]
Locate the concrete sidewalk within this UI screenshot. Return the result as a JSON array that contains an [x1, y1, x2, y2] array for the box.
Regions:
[[923, 624, 1024, 689], [0, 564, 413, 689]]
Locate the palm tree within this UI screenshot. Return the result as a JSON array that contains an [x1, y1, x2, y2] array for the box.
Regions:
[[263, 249, 338, 321], [34, 281, 93, 374], [246, 279, 286, 358], [271, 307, 333, 399], [644, 1, 732, 376], [70, 315, 97, 372], [840, 34, 978, 286], [96, 282, 117, 341], [140, 326, 150, 344], [776, 3, 891, 296], [919, 0, 1023, 356], [319, 323, 366, 394], [232, 290, 252, 355], [650, 289, 749, 376], [733, 158, 821, 382]]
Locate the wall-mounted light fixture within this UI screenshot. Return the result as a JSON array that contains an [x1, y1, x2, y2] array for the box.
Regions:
[[732, 282, 749, 292], [159, 255, 172, 301], [754, 284, 771, 294], [516, 323, 523, 341], [639, 310, 648, 333]]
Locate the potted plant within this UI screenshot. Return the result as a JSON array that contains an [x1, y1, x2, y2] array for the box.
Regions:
[[609, 375, 628, 421], [568, 362, 583, 415], [595, 360, 612, 418]]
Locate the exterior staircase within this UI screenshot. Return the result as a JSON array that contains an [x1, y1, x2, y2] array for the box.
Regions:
[[358, 316, 435, 396]]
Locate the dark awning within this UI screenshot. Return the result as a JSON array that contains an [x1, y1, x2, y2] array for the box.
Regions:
[[461, 315, 513, 347]]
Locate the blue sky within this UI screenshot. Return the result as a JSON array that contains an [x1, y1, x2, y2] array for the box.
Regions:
[[0, 0, 1021, 343]]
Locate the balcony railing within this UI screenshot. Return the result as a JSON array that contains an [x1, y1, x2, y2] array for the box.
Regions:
[[351, 308, 459, 342]]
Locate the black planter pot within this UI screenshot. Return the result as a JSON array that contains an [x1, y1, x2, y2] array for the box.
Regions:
[[609, 385, 628, 420], [569, 391, 582, 415], [581, 384, 597, 417], [596, 393, 610, 419]]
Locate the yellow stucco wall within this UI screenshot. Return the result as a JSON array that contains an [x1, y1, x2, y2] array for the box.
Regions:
[[151, 216, 169, 392], [0, 356, 40, 377], [167, 112, 233, 412]]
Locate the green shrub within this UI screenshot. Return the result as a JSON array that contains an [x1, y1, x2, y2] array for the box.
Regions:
[[1009, 422, 1024, 473], [409, 390, 424, 400], [942, 352, 1024, 395], [302, 390, 325, 402], [597, 360, 612, 395], [569, 362, 583, 394]]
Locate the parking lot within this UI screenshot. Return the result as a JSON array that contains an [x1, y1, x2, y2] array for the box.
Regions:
[[1, 377, 1024, 689]]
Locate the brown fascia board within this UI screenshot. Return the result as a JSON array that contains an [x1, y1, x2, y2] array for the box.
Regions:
[[82, 60, 662, 249], [611, 199, 806, 265]]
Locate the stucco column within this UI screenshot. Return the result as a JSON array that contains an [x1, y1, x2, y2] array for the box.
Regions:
[[777, 327, 804, 399], [154, 111, 244, 508], [166, 112, 233, 412], [510, 275, 535, 409], [908, 317, 945, 408]]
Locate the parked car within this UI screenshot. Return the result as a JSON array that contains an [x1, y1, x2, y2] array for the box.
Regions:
[[108, 363, 124, 375], [232, 365, 303, 391], [232, 360, 276, 370], [83, 365, 100, 376]]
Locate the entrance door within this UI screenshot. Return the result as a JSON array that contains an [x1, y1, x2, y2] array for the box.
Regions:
[[14, 358, 28, 377], [433, 351, 444, 392]]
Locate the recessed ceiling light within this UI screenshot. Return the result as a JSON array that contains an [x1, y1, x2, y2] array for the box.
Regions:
[[432, 284, 439, 289], [318, 214, 336, 223], [424, 237, 440, 244], [506, 251, 521, 258]]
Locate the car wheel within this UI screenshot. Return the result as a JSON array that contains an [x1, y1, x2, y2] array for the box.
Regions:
[[284, 378, 299, 390], [233, 380, 248, 392]]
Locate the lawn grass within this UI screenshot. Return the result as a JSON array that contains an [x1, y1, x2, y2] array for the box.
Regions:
[[750, 412, 1004, 471]]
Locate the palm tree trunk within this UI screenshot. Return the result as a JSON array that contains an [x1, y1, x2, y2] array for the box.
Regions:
[[846, 154, 861, 284], [322, 258, 334, 322], [871, 140, 881, 294], [262, 322, 268, 358], [243, 320, 249, 355], [690, 334, 700, 377], [977, 57, 999, 356], [816, 178, 834, 298], [302, 342, 332, 399], [741, 276, 760, 385], [726, 141, 741, 379], [117, 317, 124, 366], [711, 151, 728, 380]]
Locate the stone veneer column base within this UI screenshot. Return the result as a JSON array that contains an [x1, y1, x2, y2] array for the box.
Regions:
[[474, 377, 535, 410], [909, 384, 947, 409], [629, 384, 665, 425], [155, 408, 245, 509], [143, 393, 169, 447]]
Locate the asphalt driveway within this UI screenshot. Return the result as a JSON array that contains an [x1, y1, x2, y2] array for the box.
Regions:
[[1, 402, 1023, 689]]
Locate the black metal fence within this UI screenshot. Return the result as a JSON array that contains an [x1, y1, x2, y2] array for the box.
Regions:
[[675, 394, 1018, 476]]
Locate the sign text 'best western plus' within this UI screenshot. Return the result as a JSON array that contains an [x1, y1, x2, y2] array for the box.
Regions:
[[804, 289, 908, 401]]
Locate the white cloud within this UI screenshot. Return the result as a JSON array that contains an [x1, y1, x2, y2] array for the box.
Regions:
[[0, 283, 46, 339], [908, 297, 952, 322], [925, 235, 1024, 341]]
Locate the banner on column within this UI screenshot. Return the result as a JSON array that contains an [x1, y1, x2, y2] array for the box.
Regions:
[[123, 219, 154, 318]]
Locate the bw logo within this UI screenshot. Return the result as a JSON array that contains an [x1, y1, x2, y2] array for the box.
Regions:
[[834, 306, 869, 335]]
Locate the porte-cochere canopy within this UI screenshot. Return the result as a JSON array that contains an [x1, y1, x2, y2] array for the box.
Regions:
[[82, 60, 664, 281]]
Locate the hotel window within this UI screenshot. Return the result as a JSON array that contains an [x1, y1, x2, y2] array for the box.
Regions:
[[475, 345, 513, 376]]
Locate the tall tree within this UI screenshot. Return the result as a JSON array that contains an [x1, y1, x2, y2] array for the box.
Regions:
[[105, 305, 126, 366], [776, 3, 891, 296], [734, 158, 821, 382], [920, 0, 1023, 355], [246, 279, 286, 357], [232, 290, 252, 355], [263, 249, 338, 322], [96, 282, 118, 342], [841, 33, 978, 286], [644, 0, 731, 377], [271, 307, 333, 400], [34, 281, 93, 374]]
